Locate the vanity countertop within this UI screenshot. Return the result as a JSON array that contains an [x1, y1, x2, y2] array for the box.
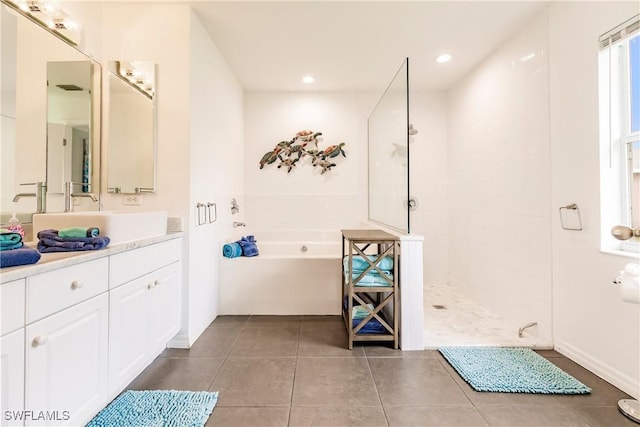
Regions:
[[0, 232, 183, 284]]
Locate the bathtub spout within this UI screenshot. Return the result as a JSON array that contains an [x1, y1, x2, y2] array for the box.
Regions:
[[233, 221, 246, 228]]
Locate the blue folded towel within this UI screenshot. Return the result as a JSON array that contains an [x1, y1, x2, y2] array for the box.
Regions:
[[352, 317, 386, 334], [0, 246, 41, 268], [237, 235, 259, 257], [0, 229, 23, 251], [343, 255, 394, 273], [37, 229, 110, 253], [223, 242, 243, 258]]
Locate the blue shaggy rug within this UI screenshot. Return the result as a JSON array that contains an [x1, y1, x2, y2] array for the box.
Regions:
[[439, 347, 591, 394], [86, 390, 218, 427]]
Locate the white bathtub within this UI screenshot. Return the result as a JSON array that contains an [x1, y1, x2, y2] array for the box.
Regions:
[[219, 229, 343, 315]]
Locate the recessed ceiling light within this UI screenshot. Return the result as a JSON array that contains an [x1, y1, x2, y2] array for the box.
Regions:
[[435, 54, 452, 64], [302, 75, 315, 84]]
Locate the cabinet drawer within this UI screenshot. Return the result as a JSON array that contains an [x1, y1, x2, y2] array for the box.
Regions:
[[26, 257, 109, 323], [109, 238, 181, 288], [1, 279, 25, 335]]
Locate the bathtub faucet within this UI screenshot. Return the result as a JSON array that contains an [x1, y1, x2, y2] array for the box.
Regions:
[[233, 221, 246, 228]]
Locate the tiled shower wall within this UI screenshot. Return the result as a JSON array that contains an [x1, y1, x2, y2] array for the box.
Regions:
[[447, 11, 553, 340]]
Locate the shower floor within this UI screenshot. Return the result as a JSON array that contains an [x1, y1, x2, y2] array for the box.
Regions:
[[423, 284, 553, 350]]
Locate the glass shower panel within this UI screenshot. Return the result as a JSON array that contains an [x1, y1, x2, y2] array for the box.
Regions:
[[368, 58, 410, 233]]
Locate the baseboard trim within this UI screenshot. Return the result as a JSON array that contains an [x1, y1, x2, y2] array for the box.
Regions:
[[555, 339, 639, 399], [167, 333, 190, 349]]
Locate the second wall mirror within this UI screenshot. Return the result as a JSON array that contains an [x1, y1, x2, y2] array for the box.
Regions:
[[107, 60, 156, 194]]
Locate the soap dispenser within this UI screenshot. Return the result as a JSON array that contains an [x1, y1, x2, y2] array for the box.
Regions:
[[7, 213, 24, 238]]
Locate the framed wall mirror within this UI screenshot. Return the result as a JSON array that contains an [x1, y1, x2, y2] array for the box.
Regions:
[[107, 60, 156, 194], [0, 2, 101, 223]]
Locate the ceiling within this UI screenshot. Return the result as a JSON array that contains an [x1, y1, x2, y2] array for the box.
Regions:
[[188, 1, 548, 92]]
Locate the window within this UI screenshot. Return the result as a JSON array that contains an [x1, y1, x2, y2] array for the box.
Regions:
[[599, 15, 640, 254]]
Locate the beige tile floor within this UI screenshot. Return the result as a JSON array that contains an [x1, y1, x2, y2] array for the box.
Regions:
[[423, 284, 553, 349], [124, 315, 637, 427]]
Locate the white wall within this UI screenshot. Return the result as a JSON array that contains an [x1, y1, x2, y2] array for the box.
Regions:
[[243, 91, 368, 231], [447, 11, 553, 341], [187, 9, 244, 343], [410, 91, 448, 284], [548, 1, 640, 398]]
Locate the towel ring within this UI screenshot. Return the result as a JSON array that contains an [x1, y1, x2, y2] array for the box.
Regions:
[[559, 203, 582, 231]]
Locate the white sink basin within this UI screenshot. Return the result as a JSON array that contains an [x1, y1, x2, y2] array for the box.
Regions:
[[32, 211, 168, 244]]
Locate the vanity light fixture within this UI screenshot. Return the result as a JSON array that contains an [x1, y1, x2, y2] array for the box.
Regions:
[[116, 61, 155, 99], [435, 53, 452, 63], [302, 75, 315, 84], [8, 0, 82, 45]]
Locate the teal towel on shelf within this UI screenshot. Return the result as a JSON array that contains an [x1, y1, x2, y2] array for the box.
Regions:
[[345, 269, 393, 287], [223, 242, 243, 258], [0, 229, 23, 250], [352, 304, 375, 319], [58, 227, 100, 238], [0, 246, 41, 268], [343, 255, 394, 272]]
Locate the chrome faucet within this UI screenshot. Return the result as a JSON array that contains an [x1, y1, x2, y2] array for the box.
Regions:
[[233, 221, 246, 228], [64, 182, 98, 212], [13, 182, 47, 213]]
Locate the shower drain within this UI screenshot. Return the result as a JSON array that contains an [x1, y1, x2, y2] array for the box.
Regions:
[[432, 305, 447, 310]]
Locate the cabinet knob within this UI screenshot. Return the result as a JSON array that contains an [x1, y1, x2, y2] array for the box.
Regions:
[[71, 280, 84, 290], [154, 279, 160, 287], [32, 336, 48, 347], [147, 282, 156, 290]]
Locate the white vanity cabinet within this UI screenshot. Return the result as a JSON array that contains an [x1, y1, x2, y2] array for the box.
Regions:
[[107, 239, 181, 397], [1, 279, 26, 427], [148, 262, 181, 358], [25, 294, 108, 427], [22, 257, 109, 426], [1, 329, 25, 427], [0, 235, 182, 427]]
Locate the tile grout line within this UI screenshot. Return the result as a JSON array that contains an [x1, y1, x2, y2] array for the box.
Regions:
[[364, 348, 391, 427], [205, 318, 249, 393], [286, 319, 303, 427]]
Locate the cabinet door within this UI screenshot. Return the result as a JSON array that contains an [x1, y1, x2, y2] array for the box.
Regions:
[[149, 262, 181, 357], [108, 274, 152, 397], [25, 293, 108, 427], [1, 329, 24, 427]]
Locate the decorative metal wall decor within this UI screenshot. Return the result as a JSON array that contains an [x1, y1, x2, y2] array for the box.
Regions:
[[258, 130, 346, 174]]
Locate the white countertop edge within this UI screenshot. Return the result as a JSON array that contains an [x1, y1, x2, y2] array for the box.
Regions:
[[0, 232, 183, 284]]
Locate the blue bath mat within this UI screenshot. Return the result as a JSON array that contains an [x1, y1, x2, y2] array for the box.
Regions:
[[439, 347, 591, 394], [86, 390, 219, 427]]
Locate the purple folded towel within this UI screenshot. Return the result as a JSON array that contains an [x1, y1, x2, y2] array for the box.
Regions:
[[0, 246, 41, 268], [37, 229, 110, 253], [237, 235, 259, 257]]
